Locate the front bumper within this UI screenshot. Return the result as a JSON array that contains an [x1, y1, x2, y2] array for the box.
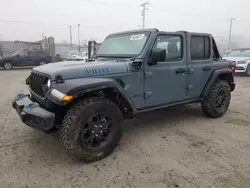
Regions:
[[12, 93, 55, 130], [235, 64, 248, 73]]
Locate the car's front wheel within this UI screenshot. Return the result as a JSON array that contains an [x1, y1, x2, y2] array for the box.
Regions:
[[3, 61, 13, 70], [201, 80, 231, 118], [61, 97, 123, 162]]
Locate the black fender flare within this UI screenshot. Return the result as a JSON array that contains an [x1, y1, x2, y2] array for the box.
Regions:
[[53, 77, 137, 112], [201, 69, 235, 97]]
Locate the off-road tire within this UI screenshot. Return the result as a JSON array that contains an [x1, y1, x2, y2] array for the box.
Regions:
[[61, 97, 123, 162], [201, 80, 231, 118]]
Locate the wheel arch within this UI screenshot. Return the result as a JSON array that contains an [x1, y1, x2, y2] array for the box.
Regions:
[[3, 59, 13, 64], [201, 69, 235, 97], [54, 78, 137, 117]]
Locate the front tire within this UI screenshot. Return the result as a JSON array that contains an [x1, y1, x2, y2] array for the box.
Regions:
[[61, 97, 123, 162], [201, 80, 231, 118], [3, 61, 13, 70]]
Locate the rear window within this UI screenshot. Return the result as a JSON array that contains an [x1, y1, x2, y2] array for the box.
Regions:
[[190, 36, 211, 60]]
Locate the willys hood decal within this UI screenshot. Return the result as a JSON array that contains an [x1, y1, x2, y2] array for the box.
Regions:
[[33, 60, 130, 80]]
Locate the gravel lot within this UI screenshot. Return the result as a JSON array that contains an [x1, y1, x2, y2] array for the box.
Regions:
[[1, 69, 250, 188]]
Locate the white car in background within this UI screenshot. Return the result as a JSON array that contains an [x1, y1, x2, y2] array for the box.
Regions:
[[69, 51, 85, 61], [80, 51, 88, 61], [223, 48, 250, 76], [55, 51, 88, 62]]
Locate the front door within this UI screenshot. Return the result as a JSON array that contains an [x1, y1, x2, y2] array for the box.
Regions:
[[15, 50, 29, 66], [143, 32, 188, 109], [186, 33, 213, 98]]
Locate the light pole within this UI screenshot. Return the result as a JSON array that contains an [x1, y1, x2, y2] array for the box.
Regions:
[[228, 18, 236, 50], [69, 25, 72, 49], [78, 24, 80, 52], [141, 2, 149, 29]]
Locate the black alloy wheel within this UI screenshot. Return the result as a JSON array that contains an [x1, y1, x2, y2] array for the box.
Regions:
[[80, 113, 112, 150]]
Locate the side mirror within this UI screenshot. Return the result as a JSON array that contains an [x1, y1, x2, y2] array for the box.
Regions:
[[149, 48, 166, 65]]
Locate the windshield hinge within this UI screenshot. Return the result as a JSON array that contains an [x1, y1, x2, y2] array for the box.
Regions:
[[144, 72, 152, 79], [55, 75, 64, 83]]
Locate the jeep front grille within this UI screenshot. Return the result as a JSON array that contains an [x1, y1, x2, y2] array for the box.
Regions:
[[30, 72, 49, 98]]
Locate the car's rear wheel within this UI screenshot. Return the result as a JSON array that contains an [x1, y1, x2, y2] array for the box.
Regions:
[[3, 61, 13, 70], [201, 80, 231, 118], [61, 97, 123, 162], [39, 60, 47, 66]]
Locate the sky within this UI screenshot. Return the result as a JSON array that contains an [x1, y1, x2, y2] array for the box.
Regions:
[[0, 0, 250, 44]]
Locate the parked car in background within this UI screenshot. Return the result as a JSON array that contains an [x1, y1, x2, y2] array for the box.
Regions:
[[69, 51, 85, 60], [55, 51, 87, 62], [55, 52, 73, 62], [0, 49, 51, 70], [80, 51, 88, 61], [220, 51, 231, 58], [223, 48, 250, 76]]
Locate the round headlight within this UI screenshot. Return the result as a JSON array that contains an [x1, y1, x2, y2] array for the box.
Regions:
[[47, 79, 51, 88]]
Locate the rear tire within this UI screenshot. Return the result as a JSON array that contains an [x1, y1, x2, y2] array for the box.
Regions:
[[61, 97, 123, 162], [3, 61, 13, 70], [201, 80, 231, 118], [38, 60, 47, 66]]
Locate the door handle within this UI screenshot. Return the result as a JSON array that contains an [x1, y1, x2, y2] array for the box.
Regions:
[[203, 66, 211, 71], [175, 68, 186, 74]]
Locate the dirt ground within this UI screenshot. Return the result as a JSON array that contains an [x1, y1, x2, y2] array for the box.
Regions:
[[0, 69, 250, 188]]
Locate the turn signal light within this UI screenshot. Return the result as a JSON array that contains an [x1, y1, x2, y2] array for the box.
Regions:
[[62, 95, 73, 101]]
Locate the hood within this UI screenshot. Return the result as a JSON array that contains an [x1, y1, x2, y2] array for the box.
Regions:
[[33, 59, 130, 80], [0, 55, 12, 61], [223, 56, 250, 61]]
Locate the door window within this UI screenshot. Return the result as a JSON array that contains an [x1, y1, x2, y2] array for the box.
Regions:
[[15, 50, 28, 56], [153, 35, 183, 62], [190, 36, 211, 60], [28, 50, 41, 56]]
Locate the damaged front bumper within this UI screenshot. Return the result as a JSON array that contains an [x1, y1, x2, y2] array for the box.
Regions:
[[12, 93, 55, 131]]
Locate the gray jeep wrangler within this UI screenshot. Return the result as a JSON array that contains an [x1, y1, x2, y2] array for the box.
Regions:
[[12, 28, 236, 162]]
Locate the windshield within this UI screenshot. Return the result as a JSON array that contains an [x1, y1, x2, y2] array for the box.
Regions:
[[227, 49, 250, 57], [12, 50, 23, 56], [96, 32, 150, 57]]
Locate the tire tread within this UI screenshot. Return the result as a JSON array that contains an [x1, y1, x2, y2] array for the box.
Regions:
[[61, 97, 122, 162]]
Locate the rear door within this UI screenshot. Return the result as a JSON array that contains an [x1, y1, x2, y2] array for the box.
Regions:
[[143, 32, 188, 109], [27, 51, 37, 65], [186, 33, 213, 98]]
